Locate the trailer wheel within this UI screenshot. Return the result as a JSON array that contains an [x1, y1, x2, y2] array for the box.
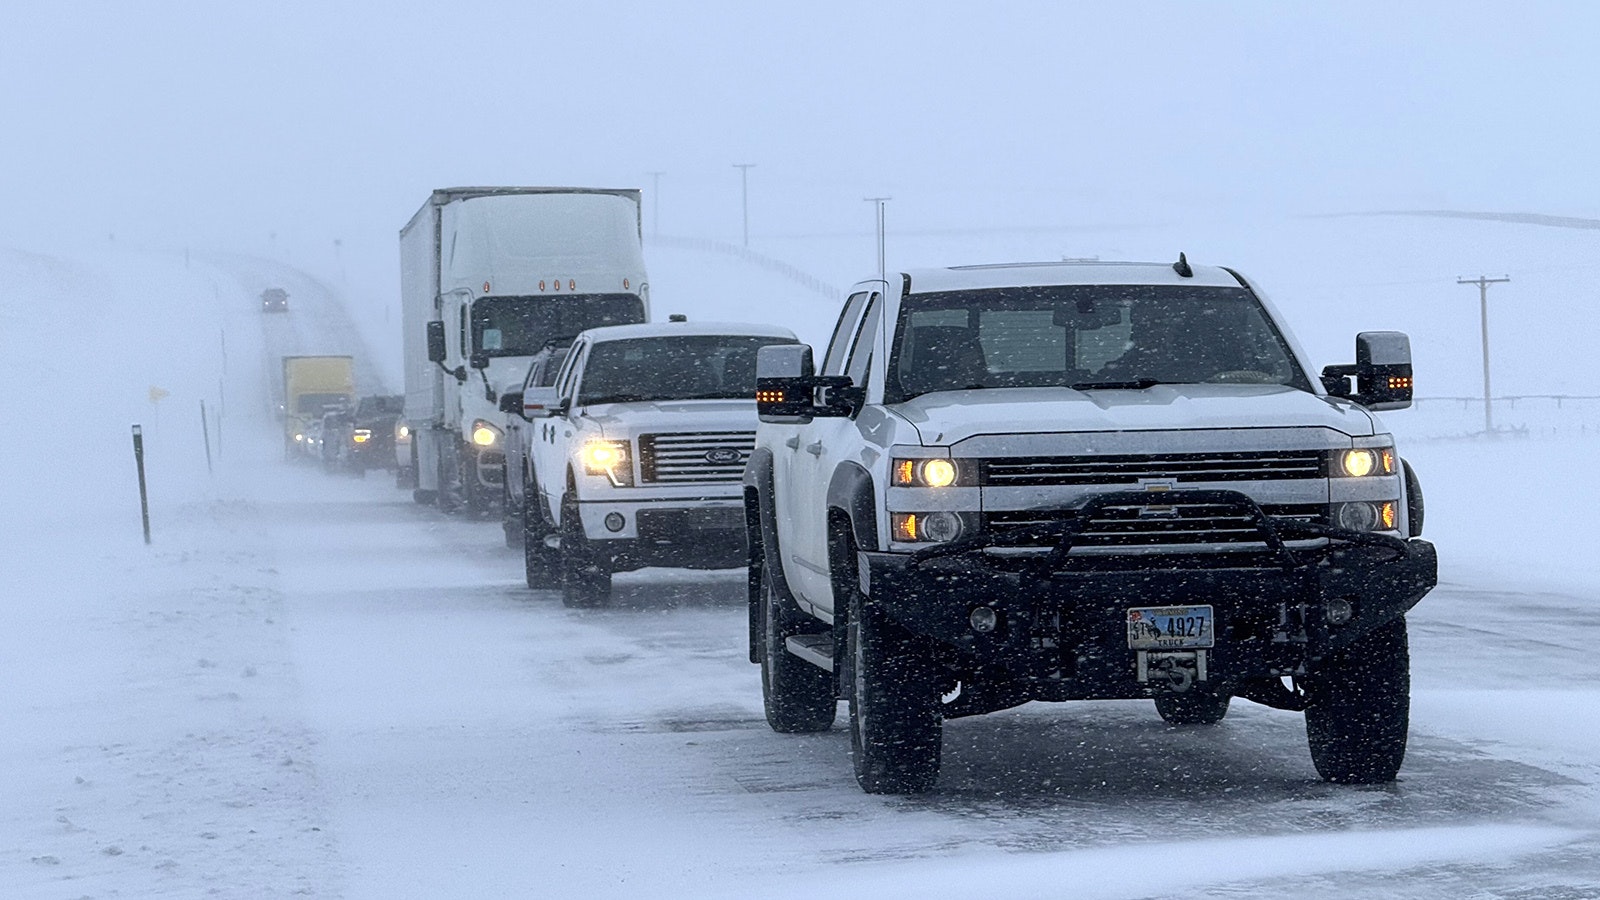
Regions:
[[1305, 617, 1410, 783]]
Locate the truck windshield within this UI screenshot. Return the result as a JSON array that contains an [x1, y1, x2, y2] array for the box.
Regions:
[[885, 284, 1309, 402], [471, 294, 645, 358], [580, 335, 797, 405]]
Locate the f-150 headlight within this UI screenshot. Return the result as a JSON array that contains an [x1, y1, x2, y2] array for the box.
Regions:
[[471, 420, 502, 448], [1333, 447, 1396, 478], [582, 440, 634, 487], [891, 457, 967, 487]]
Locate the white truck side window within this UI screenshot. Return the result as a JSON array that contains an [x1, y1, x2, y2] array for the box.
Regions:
[[845, 292, 881, 383], [821, 292, 870, 376]]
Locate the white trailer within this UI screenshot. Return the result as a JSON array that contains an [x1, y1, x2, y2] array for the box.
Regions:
[[399, 187, 649, 512]]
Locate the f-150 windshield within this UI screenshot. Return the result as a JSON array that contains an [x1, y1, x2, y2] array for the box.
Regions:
[[885, 284, 1309, 402], [580, 335, 797, 405], [472, 294, 645, 358]]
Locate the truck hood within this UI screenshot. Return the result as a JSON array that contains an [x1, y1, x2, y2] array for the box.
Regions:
[[895, 385, 1379, 445], [579, 399, 757, 436]]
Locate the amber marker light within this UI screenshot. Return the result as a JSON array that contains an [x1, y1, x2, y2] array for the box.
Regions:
[[892, 513, 918, 542], [1379, 501, 1398, 531]]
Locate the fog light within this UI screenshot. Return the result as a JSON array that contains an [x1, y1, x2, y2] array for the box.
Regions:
[[604, 512, 625, 532], [921, 511, 963, 542], [969, 606, 999, 633], [1336, 501, 1379, 531], [1325, 598, 1355, 626]]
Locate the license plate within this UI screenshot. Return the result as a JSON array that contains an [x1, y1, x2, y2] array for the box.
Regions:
[[1127, 605, 1214, 650]]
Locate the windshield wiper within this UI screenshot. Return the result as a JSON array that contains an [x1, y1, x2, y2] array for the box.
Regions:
[[1070, 377, 1169, 391], [583, 393, 655, 405]]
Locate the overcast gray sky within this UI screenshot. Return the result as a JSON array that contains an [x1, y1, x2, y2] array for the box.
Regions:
[[5, 1, 1597, 284]]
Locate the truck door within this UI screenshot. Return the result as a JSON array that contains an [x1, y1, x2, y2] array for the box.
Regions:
[[536, 340, 586, 524], [782, 290, 878, 613]]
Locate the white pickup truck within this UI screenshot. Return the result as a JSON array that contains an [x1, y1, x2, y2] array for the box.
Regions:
[[505, 319, 798, 607], [745, 258, 1437, 794]]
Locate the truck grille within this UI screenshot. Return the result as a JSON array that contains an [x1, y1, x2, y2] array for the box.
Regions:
[[981, 450, 1324, 486], [639, 432, 754, 484], [984, 502, 1326, 548]]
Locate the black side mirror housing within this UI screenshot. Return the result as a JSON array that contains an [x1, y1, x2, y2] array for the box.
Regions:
[[522, 386, 562, 418], [755, 344, 862, 423], [426, 320, 447, 364], [1322, 331, 1413, 411], [470, 351, 490, 370], [498, 391, 524, 415]]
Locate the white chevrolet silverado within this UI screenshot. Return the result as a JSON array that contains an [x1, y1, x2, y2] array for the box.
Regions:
[[745, 258, 1437, 794]]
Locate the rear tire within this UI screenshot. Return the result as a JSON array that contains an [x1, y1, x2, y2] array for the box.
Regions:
[[760, 560, 836, 733], [842, 532, 940, 794], [560, 491, 611, 608], [503, 468, 524, 549], [1154, 687, 1232, 725], [1305, 617, 1410, 784]]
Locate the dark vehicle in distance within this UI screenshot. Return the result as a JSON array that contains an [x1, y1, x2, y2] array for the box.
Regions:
[[321, 394, 405, 475], [261, 287, 289, 312], [500, 343, 571, 547]]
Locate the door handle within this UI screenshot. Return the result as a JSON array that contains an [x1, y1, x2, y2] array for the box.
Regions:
[[806, 440, 824, 456], [784, 436, 800, 450]]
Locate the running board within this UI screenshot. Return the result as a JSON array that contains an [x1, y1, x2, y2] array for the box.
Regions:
[[784, 634, 834, 671]]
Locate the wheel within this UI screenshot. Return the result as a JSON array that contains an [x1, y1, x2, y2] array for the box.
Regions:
[[435, 441, 462, 513], [1305, 616, 1410, 784], [842, 532, 940, 794], [460, 444, 492, 515], [760, 560, 836, 733], [1154, 686, 1232, 725], [503, 467, 524, 549], [559, 491, 611, 607], [522, 482, 558, 590]]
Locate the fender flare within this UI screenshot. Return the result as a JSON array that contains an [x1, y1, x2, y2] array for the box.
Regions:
[[744, 448, 802, 663], [827, 462, 878, 552], [1402, 458, 1425, 538]]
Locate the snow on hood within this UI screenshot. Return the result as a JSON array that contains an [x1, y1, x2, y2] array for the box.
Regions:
[[895, 384, 1379, 446], [578, 398, 756, 436]]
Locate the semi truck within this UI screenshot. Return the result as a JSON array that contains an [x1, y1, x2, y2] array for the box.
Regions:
[[399, 187, 650, 513], [281, 355, 355, 458]]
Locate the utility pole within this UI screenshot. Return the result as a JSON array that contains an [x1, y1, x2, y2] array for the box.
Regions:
[[646, 171, 665, 238], [1457, 274, 1510, 434], [732, 163, 756, 247], [864, 197, 891, 280]]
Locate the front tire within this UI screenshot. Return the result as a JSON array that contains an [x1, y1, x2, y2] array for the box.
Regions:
[[760, 560, 836, 733], [842, 532, 941, 794], [1305, 616, 1410, 784], [559, 491, 611, 608]]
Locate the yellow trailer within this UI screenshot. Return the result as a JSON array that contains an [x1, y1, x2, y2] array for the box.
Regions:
[[282, 355, 355, 458]]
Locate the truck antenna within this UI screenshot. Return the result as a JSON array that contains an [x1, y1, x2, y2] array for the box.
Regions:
[[1173, 252, 1193, 278]]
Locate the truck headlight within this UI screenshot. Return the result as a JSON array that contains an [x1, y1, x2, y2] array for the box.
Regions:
[[471, 420, 502, 447], [891, 511, 965, 543], [1333, 500, 1398, 532], [891, 458, 965, 487], [582, 440, 634, 486], [352, 429, 372, 444], [1333, 447, 1396, 477], [396, 423, 411, 441]]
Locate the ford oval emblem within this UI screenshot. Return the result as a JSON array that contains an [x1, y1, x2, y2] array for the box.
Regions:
[[705, 447, 742, 465]]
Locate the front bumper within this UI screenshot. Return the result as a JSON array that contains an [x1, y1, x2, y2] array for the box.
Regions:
[[860, 490, 1437, 704], [577, 498, 746, 570]]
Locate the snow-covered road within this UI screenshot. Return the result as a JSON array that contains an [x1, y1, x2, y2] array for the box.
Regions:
[[4, 245, 1599, 898]]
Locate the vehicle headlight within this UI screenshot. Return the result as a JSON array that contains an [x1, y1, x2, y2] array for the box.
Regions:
[[396, 423, 411, 441], [582, 440, 633, 486], [471, 420, 501, 447], [352, 429, 372, 444], [1333, 500, 1398, 532], [891, 511, 965, 543], [891, 457, 964, 487], [1333, 447, 1396, 477]]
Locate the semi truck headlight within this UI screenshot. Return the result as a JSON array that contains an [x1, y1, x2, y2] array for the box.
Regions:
[[471, 420, 502, 447], [1334, 447, 1397, 477], [1334, 500, 1398, 532], [891, 511, 964, 543], [396, 423, 411, 441], [352, 429, 372, 444], [582, 440, 634, 486], [891, 458, 963, 487]]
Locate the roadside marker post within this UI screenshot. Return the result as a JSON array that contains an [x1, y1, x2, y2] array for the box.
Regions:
[[132, 424, 151, 544]]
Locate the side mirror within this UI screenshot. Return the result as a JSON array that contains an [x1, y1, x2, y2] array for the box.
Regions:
[[756, 344, 861, 424], [522, 386, 561, 418], [1321, 331, 1413, 411], [498, 391, 524, 415], [426, 320, 447, 364], [470, 351, 490, 370]]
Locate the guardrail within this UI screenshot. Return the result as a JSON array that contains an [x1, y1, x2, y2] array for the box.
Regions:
[[1401, 395, 1600, 439]]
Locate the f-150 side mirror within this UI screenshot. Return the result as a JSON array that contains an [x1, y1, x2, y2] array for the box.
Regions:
[[1321, 331, 1413, 411], [498, 391, 524, 415], [426, 320, 447, 364], [756, 343, 862, 424], [522, 386, 562, 418]]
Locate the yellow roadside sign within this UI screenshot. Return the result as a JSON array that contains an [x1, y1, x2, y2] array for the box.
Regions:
[[148, 386, 170, 403]]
